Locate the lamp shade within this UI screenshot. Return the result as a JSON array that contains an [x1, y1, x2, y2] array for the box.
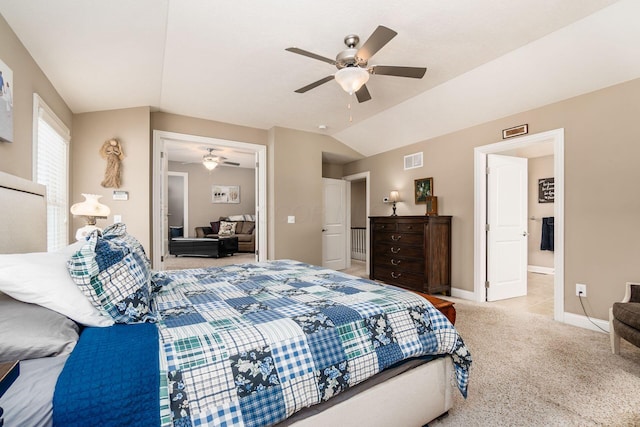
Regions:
[[334, 67, 370, 95], [202, 152, 218, 170], [70, 194, 110, 218], [389, 190, 400, 202], [203, 158, 218, 170]]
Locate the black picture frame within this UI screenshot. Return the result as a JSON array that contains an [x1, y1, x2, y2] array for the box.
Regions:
[[538, 177, 554, 203]]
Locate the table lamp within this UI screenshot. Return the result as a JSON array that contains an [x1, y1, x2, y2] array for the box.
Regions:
[[70, 194, 110, 240], [389, 190, 400, 216]]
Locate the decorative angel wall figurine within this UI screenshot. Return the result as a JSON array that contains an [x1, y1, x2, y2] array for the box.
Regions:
[[100, 138, 125, 188]]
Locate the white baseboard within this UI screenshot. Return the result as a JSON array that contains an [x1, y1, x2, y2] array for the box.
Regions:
[[528, 265, 555, 275], [563, 312, 609, 333], [450, 287, 475, 301]]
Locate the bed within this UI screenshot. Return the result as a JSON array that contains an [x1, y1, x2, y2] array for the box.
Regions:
[[0, 171, 471, 427]]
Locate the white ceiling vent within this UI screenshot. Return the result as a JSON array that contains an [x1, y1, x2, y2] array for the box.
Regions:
[[404, 152, 423, 170]]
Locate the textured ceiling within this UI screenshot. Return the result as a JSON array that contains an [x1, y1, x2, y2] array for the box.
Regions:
[[1, 0, 637, 158]]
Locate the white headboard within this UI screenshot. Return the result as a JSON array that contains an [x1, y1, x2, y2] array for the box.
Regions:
[[0, 171, 47, 254]]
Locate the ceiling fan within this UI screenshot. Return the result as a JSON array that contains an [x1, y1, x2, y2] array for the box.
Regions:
[[202, 148, 240, 171], [286, 25, 427, 103]]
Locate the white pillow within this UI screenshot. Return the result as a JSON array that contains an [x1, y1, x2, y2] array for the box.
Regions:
[[218, 221, 237, 236], [0, 249, 113, 327]]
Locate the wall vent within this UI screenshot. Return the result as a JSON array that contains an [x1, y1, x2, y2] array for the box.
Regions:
[[404, 152, 423, 170]]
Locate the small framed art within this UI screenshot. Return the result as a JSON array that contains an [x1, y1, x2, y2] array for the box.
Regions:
[[212, 185, 240, 204], [414, 177, 433, 204]]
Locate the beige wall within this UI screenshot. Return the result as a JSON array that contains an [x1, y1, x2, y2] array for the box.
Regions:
[[0, 14, 72, 180], [268, 127, 363, 264], [151, 112, 268, 146], [344, 77, 640, 321], [71, 107, 151, 249], [169, 161, 255, 237], [528, 156, 554, 269]]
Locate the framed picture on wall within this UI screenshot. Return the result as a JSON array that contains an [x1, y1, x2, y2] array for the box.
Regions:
[[414, 177, 433, 204], [212, 185, 240, 203], [0, 58, 14, 143], [538, 178, 554, 203]]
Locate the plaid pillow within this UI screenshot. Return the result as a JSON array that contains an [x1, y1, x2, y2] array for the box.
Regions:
[[67, 223, 156, 324]]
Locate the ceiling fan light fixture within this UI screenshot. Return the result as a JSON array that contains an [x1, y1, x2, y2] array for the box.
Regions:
[[202, 153, 218, 170], [334, 67, 369, 95]]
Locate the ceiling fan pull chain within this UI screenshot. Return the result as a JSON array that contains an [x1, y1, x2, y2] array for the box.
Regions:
[[347, 101, 353, 123]]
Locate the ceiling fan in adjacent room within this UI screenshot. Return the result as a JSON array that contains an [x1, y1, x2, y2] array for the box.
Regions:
[[202, 148, 240, 171], [286, 25, 427, 103]]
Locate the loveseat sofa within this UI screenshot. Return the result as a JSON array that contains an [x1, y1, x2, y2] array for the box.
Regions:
[[195, 219, 255, 253]]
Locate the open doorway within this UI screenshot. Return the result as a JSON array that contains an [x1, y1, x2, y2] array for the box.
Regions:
[[168, 171, 189, 238], [343, 171, 370, 278], [474, 128, 564, 322], [152, 130, 267, 270]]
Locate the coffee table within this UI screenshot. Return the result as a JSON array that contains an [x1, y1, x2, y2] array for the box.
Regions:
[[170, 237, 238, 258]]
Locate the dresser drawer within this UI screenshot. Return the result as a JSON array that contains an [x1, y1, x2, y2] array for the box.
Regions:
[[375, 255, 424, 274], [373, 266, 424, 291], [373, 231, 423, 246], [397, 222, 423, 233], [373, 243, 423, 259]]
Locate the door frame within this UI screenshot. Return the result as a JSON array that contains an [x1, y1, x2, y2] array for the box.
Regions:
[[152, 130, 267, 269], [474, 128, 564, 321], [343, 171, 370, 275], [168, 171, 189, 237]]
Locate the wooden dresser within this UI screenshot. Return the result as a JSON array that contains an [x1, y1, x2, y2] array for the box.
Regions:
[[370, 215, 452, 295]]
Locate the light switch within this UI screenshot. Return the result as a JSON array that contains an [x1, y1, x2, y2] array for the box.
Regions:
[[114, 214, 122, 223], [287, 216, 295, 224]]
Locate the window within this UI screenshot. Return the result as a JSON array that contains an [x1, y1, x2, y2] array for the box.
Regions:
[[33, 94, 70, 252]]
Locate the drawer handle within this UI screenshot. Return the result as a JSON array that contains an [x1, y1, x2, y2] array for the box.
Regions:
[[391, 235, 402, 241], [391, 272, 402, 279], [391, 259, 401, 266], [390, 247, 401, 254]]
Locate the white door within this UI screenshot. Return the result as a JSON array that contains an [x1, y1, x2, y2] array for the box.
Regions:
[[487, 154, 528, 301], [322, 178, 347, 270]]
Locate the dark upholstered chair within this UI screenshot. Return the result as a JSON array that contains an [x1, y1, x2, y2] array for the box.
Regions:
[[610, 282, 640, 354]]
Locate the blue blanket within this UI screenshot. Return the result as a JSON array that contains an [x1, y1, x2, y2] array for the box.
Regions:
[[53, 323, 160, 427]]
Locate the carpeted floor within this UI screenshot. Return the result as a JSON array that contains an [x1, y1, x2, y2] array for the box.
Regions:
[[431, 298, 640, 426]]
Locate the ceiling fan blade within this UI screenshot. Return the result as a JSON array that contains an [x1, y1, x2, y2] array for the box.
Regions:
[[294, 75, 334, 93], [355, 84, 372, 103], [222, 161, 240, 167], [286, 47, 336, 65], [371, 65, 427, 79], [356, 26, 397, 61]]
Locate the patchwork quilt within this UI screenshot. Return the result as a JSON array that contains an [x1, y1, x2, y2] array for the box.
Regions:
[[154, 260, 471, 426]]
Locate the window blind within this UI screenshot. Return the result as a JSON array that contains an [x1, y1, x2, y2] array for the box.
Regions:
[[33, 94, 70, 252]]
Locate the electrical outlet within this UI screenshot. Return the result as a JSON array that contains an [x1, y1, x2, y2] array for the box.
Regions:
[[576, 283, 587, 297]]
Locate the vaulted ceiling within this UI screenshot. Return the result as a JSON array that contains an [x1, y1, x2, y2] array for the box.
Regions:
[[1, 0, 638, 158]]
